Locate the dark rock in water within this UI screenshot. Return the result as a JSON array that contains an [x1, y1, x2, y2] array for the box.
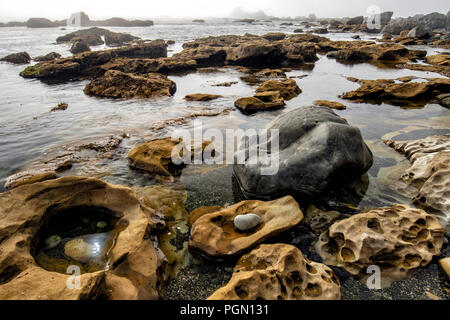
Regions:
[[33, 52, 61, 62], [20, 40, 167, 81], [312, 28, 328, 34], [0, 52, 31, 64], [346, 16, 364, 25], [57, 27, 139, 46], [192, 19, 205, 23], [407, 26, 433, 39], [293, 28, 303, 33], [70, 40, 91, 54], [233, 106, 373, 199], [327, 49, 371, 62], [84, 70, 176, 99]]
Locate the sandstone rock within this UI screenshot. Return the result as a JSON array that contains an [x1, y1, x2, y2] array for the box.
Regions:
[[341, 77, 450, 107], [0, 176, 165, 299], [436, 94, 450, 108], [50, 102, 68, 112], [84, 70, 176, 99], [128, 138, 210, 176], [255, 79, 301, 100], [305, 205, 340, 233], [327, 49, 372, 62], [226, 40, 285, 67], [262, 32, 286, 41], [70, 40, 91, 54], [234, 96, 285, 112], [384, 135, 450, 231], [439, 258, 450, 279], [104, 32, 140, 47], [184, 93, 222, 101], [316, 204, 445, 283], [233, 106, 373, 198], [64, 238, 96, 264], [234, 214, 262, 231], [33, 52, 62, 62], [189, 196, 303, 258], [0, 52, 31, 64], [20, 41, 167, 81], [313, 100, 346, 110], [208, 244, 341, 300]]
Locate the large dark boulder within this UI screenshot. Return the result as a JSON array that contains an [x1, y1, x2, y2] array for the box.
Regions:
[[91, 17, 154, 27], [233, 106, 373, 199], [0, 52, 31, 64]]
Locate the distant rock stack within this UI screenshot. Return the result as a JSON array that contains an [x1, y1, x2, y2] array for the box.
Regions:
[[67, 12, 90, 27]]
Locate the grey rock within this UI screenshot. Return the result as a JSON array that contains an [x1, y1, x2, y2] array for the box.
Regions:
[[0, 51, 31, 64], [234, 213, 262, 231], [70, 40, 91, 54], [407, 26, 433, 39], [233, 106, 373, 198]]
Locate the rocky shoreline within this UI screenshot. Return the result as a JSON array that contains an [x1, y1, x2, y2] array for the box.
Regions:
[[0, 12, 449, 301]]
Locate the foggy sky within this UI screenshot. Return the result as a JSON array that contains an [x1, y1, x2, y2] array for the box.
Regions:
[[0, 0, 448, 20]]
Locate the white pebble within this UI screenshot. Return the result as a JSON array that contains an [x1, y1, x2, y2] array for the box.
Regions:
[[234, 213, 261, 231]]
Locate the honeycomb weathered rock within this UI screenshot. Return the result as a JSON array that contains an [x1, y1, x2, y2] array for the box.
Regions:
[[316, 204, 445, 282], [384, 134, 450, 231], [208, 244, 341, 300], [189, 196, 303, 258]]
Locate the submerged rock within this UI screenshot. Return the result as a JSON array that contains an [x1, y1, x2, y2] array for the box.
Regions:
[[50, 102, 68, 112], [184, 93, 222, 101], [233, 106, 373, 198], [305, 205, 340, 233], [316, 204, 445, 284], [0, 52, 31, 64], [0, 176, 166, 299], [313, 100, 346, 110], [208, 244, 341, 300], [84, 70, 176, 99], [384, 134, 450, 231], [189, 196, 303, 258]]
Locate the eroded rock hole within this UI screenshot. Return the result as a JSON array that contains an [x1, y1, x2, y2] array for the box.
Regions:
[[32, 206, 123, 274]]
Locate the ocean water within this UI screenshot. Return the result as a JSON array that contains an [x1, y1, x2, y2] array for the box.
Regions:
[[0, 21, 449, 299]]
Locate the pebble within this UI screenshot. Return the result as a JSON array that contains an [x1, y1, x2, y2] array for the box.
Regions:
[[234, 213, 261, 231]]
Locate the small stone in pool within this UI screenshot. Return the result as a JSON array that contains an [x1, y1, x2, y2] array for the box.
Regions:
[[97, 221, 107, 228], [234, 213, 261, 232], [44, 235, 61, 249]]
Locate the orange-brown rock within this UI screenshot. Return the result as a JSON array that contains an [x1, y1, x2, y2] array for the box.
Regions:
[[256, 79, 301, 100], [189, 196, 303, 258], [384, 134, 450, 231], [316, 204, 445, 283], [341, 77, 450, 107], [0, 176, 165, 300], [184, 93, 222, 101], [314, 100, 346, 110], [208, 244, 341, 300], [234, 95, 285, 112], [128, 138, 211, 176], [84, 70, 176, 99]]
